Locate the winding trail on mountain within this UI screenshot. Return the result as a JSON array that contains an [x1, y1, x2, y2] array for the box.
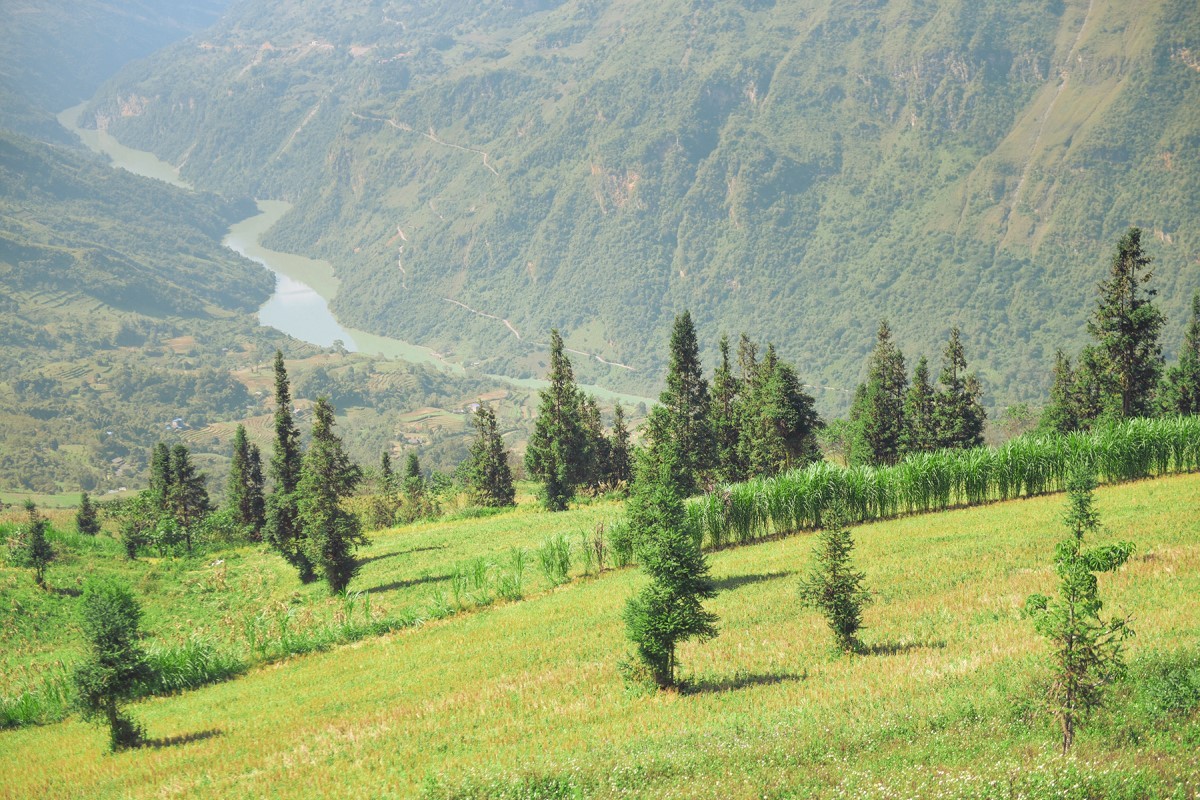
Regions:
[[351, 111, 499, 176]]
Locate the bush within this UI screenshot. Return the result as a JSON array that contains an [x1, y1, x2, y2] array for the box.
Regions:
[[537, 534, 572, 586]]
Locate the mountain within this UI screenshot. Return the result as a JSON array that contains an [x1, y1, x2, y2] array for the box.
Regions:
[[80, 0, 1200, 411], [0, 0, 231, 139]]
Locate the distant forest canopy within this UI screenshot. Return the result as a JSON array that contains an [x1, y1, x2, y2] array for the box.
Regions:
[[78, 0, 1200, 414]]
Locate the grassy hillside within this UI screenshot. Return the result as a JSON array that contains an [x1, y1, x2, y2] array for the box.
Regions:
[[83, 0, 1200, 411], [2, 474, 1197, 798]]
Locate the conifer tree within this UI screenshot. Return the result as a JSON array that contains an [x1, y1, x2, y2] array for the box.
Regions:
[[932, 327, 985, 450], [902, 356, 937, 455], [851, 321, 908, 466], [1088, 227, 1164, 418], [1040, 350, 1081, 434], [19, 501, 54, 588], [76, 492, 101, 536], [736, 344, 821, 476], [644, 312, 712, 495], [379, 451, 397, 494], [622, 447, 718, 688], [709, 334, 742, 484], [227, 425, 265, 538], [167, 444, 209, 552], [72, 577, 151, 751], [148, 442, 170, 509], [1161, 291, 1200, 415], [1025, 465, 1134, 753], [526, 330, 588, 510], [264, 351, 314, 582], [465, 404, 515, 507], [798, 508, 871, 653], [580, 394, 609, 493], [297, 397, 364, 594], [607, 402, 633, 490]]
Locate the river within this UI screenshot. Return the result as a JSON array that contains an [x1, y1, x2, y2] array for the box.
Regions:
[[55, 103, 655, 406]]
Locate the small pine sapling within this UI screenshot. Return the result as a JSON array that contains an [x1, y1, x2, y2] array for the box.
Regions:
[[76, 492, 101, 536], [20, 501, 54, 588], [1024, 465, 1135, 753], [797, 508, 871, 652]]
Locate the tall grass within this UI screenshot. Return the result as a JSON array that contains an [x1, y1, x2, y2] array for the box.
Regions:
[[690, 416, 1200, 548]]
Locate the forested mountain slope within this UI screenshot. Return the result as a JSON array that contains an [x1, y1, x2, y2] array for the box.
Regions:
[[82, 0, 1200, 410]]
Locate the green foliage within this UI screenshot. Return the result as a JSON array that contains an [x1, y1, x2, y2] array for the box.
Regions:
[[464, 404, 515, 508], [622, 451, 718, 688], [851, 321, 908, 467], [536, 534, 572, 587], [525, 331, 589, 511], [797, 509, 871, 653], [266, 351, 315, 583], [932, 326, 986, 450], [643, 311, 712, 496], [297, 397, 364, 594], [1160, 291, 1200, 415], [12, 500, 54, 587], [1088, 228, 1165, 420], [75, 492, 100, 536], [1024, 466, 1135, 752], [226, 425, 265, 539], [72, 577, 153, 751]]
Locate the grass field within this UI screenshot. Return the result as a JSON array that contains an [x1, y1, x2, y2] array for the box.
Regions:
[[1, 475, 1198, 798]]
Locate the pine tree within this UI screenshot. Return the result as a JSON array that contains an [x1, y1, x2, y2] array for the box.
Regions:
[[19, 501, 54, 588], [464, 404, 515, 507], [379, 451, 397, 494], [797, 508, 871, 653], [932, 327, 985, 450], [1024, 465, 1134, 753], [736, 344, 821, 477], [644, 311, 713, 495], [1161, 291, 1200, 415], [297, 397, 364, 594], [622, 448, 718, 688], [607, 402, 633, 490], [1039, 350, 1081, 434], [1088, 227, 1165, 418], [148, 442, 170, 510], [580, 394, 609, 493], [264, 351, 314, 582], [708, 334, 742, 484], [167, 444, 209, 552], [526, 330, 588, 511], [76, 492, 101, 536], [72, 577, 152, 751], [851, 321, 909, 466], [902, 356, 937, 455], [226, 425, 264, 538]]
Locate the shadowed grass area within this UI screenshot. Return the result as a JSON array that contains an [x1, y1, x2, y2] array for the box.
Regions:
[[1, 475, 1198, 797]]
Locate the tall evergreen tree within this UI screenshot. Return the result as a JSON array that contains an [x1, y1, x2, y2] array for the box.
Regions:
[[525, 330, 588, 511], [227, 425, 264, 538], [622, 448, 718, 688], [297, 397, 364, 594], [148, 442, 170, 509], [580, 394, 609, 493], [736, 344, 821, 476], [902, 356, 937, 455], [167, 444, 209, 552], [264, 351, 314, 582], [644, 312, 713, 495], [932, 327, 985, 450], [464, 404, 515, 507], [1040, 350, 1081, 434], [1088, 227, 1165, 418], [851, 321, 909, 466], [1161, 291, 1200, 415], [798, 508, 871, 653], [76, 492, 101, 536], [1073, 345, 1114, 425], [607, 402, 633, 490], [1025, 466, 1134, 753], [379, 451, 397, 494], [709, 334, 742, 484]]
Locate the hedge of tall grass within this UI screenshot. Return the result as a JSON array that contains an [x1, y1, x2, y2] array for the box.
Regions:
[[689, 416, 1200, 549]]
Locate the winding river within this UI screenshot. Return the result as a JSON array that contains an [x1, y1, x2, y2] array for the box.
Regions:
[[56, 103, 654, 406]]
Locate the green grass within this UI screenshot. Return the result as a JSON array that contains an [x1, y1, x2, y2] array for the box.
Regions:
[[1, 475, 1198, 798]]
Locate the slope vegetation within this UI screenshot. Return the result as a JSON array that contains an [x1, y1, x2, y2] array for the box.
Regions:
[[83, 0, 1200, 408], [2, 474, 1198, 798]]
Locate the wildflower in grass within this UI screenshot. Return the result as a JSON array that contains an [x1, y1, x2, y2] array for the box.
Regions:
[[623, 449, 718, 688], [1024, 464, 1135, 753], [73, 577, 152, 751], [797, 507, 871, 653]]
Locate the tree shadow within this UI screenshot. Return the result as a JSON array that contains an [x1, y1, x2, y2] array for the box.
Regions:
[[712, 571, 795, 592], [51, 586, 82, 597], [140, 728, 223, 749], [364, 573, 451, 594], [357, 544, 447, 568], [682, 671, 806, 695], [860, 639, 946, 656]]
